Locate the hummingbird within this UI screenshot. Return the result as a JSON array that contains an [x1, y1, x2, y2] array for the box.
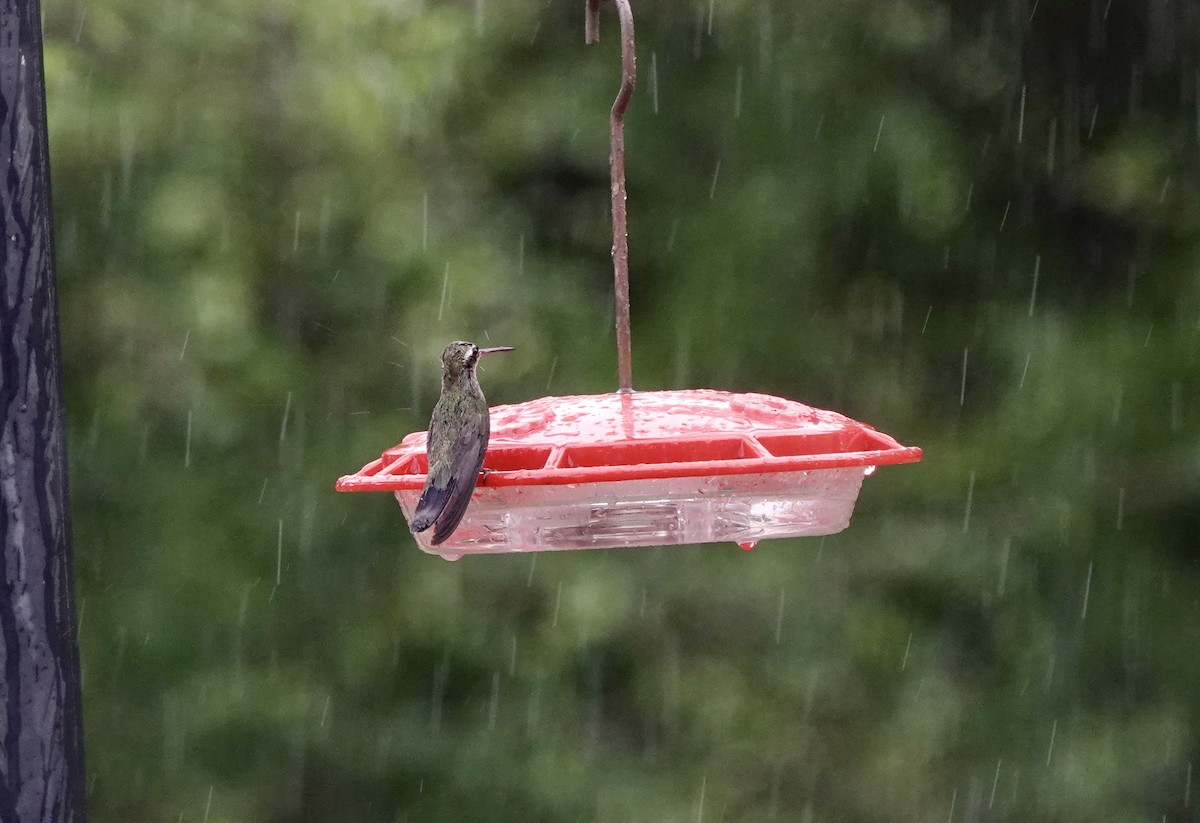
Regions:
[[410, 340, 514, 545]]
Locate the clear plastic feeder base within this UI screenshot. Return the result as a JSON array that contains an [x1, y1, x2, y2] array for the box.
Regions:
[[397, 467, 870, 559], [337, 389, 921, 560]]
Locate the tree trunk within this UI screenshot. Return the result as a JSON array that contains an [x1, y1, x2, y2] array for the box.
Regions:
[[0, 1, 89, 820]]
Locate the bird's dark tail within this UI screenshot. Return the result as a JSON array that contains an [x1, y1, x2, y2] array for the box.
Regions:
[[410, 480, 453, 534]]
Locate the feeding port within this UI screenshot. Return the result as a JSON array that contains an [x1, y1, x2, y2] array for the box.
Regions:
[[336, 389, 922, 559]]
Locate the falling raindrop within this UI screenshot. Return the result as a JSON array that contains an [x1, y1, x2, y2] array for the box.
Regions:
[[1028, 255, 1041, 317], [998, 537, 1011, 597], [279, 391, 292, 448], [962, 470, 975, 533], [437, 263, 450, 321], [1017, 84, 1027, 143], [733, 65, 743, 120], [184, 409, 193, 468], [525, 681, 542, 737], [774, 587, 784, 643], [960, 347, 969, 406], [488, 671, 500, 729], [651, 51, 659, 114], [1045, 718, 1058, 766], [1045, 118, 1056, 173], [421, 191, 429, 250], [430, 659, 447, 731]]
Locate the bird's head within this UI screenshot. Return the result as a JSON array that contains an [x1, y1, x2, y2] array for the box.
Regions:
[[440, 340, 514, 378]]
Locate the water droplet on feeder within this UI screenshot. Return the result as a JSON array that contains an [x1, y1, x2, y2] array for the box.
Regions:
[[863, 465, 876, 476], [440, 552, 462, 562], [738, 540, 757, 552]]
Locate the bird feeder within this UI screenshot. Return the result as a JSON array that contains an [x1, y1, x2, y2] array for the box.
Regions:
[[338, 390, 920, 560], [336, 0, 922, 559]]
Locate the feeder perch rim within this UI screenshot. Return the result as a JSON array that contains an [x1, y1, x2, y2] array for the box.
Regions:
[[336, 388, 923, 492]]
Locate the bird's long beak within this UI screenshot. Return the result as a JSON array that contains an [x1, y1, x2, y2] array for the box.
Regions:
[[478, 346, 515, 356]]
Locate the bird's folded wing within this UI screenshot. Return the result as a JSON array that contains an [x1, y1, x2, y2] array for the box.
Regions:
[[430, 422, 489, 545]]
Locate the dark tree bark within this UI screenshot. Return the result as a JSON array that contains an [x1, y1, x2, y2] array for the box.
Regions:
[[0, 1, 89, 821]]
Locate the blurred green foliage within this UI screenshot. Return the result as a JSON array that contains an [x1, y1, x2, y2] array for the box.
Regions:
[[44, 0, 1200, 820]]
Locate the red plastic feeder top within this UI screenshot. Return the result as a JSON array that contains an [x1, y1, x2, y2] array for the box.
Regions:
[[337, 389, 921, 560]]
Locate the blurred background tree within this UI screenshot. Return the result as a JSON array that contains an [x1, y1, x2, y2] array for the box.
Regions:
[[43, 0, 1200, 820]]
